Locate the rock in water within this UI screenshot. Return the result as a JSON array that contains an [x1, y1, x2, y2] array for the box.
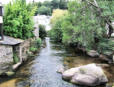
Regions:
[[62, 67, 80, 80], [5, 71, 15, 76], [62, 63, 108, 86], [57, 67, 64, 74], [71, 73, 98, 86], [87, 50, 99, 57]]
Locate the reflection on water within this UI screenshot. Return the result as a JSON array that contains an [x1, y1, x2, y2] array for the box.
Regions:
[[0, 37, 114, 87], [0, 79, 17, 87]]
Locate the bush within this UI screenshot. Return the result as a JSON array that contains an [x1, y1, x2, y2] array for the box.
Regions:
[[49, 9, 67, 42], [34, 0, 68, 15], [13, 54, 19, 64], [97, 39, 114, 53], [49, 0, 114, 52], [49, 19, 63, 42], [37, 6, 51, 15], [36, 38, 42, 48], [3, 0, 37, 39], [30, 38, 42, 51], [51, 9, 68, 24], [51, 0, 68, 9], [29, 47, 37, 52], [39, 24, 47, 39]]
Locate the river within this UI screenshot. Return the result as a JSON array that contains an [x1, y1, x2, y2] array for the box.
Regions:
[[0, 37, 114, 87]]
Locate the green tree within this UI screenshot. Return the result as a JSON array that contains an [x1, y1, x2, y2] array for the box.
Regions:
[[3, 0, 37, 39], [59, 0, 68, 9], [37, 6, 51, 15], [51, 0, 60, 9], [39, 24, 47, 39], [49, 0, 114, 53], [49, 19, 63, 42], [49, 9, 67, 42], [51, 0, 68, 9]]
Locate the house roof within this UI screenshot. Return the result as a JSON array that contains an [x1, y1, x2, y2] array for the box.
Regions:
[[0, 36, 24, 45]]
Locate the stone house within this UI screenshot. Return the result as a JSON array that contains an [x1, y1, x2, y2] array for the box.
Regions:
[[0, 36, 35, 72], [0, 36, 24, 64]]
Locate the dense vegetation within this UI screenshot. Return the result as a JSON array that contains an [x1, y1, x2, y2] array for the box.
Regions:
[[39, 24, 47, 39], [49, 9, 67, 42], [35, 0, 68, 15], [49, 0, 114, 55], [29, 38, 42, 53], [3, 0, 37, 39]]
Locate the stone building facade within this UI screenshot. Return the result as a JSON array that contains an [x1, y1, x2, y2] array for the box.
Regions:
[[0, 45, 13, 64], [0, 36, 24, 64], [0, 36, 35, 73]]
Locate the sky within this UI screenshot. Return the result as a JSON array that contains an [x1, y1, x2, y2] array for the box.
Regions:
[[0, 0, 52, 4]]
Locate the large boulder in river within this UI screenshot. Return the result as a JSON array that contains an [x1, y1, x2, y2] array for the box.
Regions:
[[62, 67, 80, 80], [71, 73, 98, 86], [87, 50, 99, 57], [62, 64, 108, 86]]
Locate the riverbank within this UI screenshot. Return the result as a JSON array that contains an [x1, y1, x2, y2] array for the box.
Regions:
[[63, 49, 114, 87]]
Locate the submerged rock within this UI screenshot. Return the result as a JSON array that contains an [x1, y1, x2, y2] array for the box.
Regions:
[[5, 71, 15, 76], [0, 71, 15, 77], [71, 73, 98, 86], [57, 67, 64, 74], [62, 63, 108, 86], [87, 50, 99, 57], [62, 67, 80, 80]]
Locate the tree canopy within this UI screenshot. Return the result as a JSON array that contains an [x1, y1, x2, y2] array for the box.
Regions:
[[35, 0, 68, 15], [3, 0, 37, 39], [49, 0, 114, 54]]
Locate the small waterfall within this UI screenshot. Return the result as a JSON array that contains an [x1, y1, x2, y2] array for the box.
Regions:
[[37, 15, 52, 31], [45, 37, 50, 51]]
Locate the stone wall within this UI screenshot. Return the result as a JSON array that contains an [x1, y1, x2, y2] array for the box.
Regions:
[[20, 39, 31, 61], [0, 44, 13, 64], [14, 38, 35, 62]]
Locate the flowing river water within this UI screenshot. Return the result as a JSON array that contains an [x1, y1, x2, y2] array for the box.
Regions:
[[0, 37, 114, 87]]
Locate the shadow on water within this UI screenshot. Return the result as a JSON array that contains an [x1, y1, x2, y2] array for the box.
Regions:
[[0, 37, 114, 87]]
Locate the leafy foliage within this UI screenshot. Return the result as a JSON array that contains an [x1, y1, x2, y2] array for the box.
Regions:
[[29, 47, 37, 52], [39, 24, 47, 39], [51, 9, 68, 24], [49, 9, 67, 42], [51, 0, 68, 9], [30, 38, 42, 53], [3, 0, 37, 39], [35, 0, 68, 15], [49, 19, 63, 42], [49, 0, 114, 52], [97, 38, 114, 53], [36, 38, 42, 48], [13, 53, 19, 64], [37, 6, 51, 15]]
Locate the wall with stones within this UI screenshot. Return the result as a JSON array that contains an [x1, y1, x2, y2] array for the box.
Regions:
[[20, 39, 31, 61], [0, 38, 37, 73], [15, 38, 34, 62], [0, 38, 35, 65], [0, 45, 13, 64]]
